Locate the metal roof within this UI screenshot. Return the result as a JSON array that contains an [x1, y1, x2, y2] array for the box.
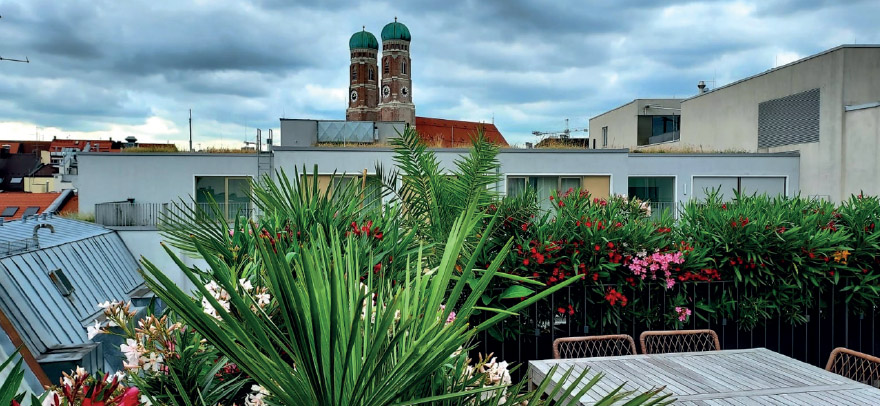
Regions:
[[0, 215, 110, 255], [0, 216, 145, 357]]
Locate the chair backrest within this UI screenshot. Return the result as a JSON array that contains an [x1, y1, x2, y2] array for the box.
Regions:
[[553, 334, 637, 359], [826, 347, 880, 388], [639, 329, 720, 354]]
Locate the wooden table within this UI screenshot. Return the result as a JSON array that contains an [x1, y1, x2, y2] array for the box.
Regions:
[[529, 348, 880, 405]]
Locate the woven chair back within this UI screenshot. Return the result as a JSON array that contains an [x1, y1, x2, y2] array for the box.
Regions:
[[639, 329, 720, 354], [553, 334, 637, 359], [826, 347, 880, 388]]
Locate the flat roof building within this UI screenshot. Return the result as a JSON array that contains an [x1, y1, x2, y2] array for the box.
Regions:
[[589, 45, 880, 201]]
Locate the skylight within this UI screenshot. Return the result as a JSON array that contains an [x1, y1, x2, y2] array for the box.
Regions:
[[0, 207, 18, 217]]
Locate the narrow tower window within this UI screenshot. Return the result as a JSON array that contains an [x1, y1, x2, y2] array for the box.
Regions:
[[369, 67, 374, 81], [352, 66, 357, 80], [402, 61, 407, 74], [384, 59, 389, 74]]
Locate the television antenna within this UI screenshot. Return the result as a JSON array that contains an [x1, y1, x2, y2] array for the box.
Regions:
[[0, 15, 29, 63]]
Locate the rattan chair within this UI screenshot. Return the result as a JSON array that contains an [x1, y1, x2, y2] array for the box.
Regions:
[[552, 334, 637, 359], [639, 329, 720, 354], [826, 347, 880, 388]]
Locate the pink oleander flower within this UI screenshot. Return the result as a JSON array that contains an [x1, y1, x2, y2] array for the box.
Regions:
[[674, 306, 692, 322]]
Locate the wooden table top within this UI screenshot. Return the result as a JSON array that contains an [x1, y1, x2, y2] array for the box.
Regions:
[[529, 348, 880, 405]]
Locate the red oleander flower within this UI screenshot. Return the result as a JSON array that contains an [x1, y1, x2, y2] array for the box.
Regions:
[[594, 244, 600, 251], [521, 223, 529, 231], [523, 258, 530, 266], [607, 242, 614, 249], [557, 307, 565, 314]]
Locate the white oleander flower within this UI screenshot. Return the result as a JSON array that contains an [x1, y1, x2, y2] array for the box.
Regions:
[[87, 320, 103, 340]]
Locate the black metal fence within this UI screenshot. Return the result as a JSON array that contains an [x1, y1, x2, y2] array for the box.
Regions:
[[472, 281, 878, 378]]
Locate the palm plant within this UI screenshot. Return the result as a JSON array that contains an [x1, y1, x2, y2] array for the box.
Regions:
[[140, 200, 671, 405], [378, 126, 501, 249]]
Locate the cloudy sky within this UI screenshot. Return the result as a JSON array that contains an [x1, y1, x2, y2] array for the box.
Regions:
[[0, 0, 877, 148]]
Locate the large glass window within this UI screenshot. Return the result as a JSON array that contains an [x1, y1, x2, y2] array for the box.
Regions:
[[651, 116, 680, 138], [507, 176, 585, 212], [628, 177, 675, 217], [195, 176, 252, 220]]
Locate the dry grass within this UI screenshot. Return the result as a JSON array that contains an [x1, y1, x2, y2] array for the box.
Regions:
[[630, 144, 750, 154], [123, 145, 180, 153], [60, 211, 95, 222]]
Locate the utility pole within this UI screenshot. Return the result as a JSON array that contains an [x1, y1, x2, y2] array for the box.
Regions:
[[189, 109, 193, 152]]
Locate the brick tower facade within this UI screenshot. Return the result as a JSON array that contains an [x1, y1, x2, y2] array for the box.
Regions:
[[346, 28, 380, 122], [378, 18, 415, 126]]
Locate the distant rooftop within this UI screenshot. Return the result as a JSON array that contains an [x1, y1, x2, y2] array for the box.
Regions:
[[0, 191, 76, 220], [415, 116, 508, 147]]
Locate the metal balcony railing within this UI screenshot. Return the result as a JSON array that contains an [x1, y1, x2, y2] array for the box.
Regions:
[[95, 202, 252, 228], [647, 201, 676, 218]]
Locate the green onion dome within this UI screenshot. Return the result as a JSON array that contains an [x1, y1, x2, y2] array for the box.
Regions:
[[349, 29, 379, 50], [381, 19, 411, 42]]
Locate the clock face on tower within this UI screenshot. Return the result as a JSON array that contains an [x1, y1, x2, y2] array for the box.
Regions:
[[401, 86, 409, 99], [350, 90, 358, 103], [382, 85, 391, 99]]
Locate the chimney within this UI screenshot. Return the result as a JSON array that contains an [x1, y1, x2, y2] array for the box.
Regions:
[[0, 144, 9, 158], [697, 81, 707, 94]]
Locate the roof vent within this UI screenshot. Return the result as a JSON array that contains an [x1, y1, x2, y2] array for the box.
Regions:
[[697, 81, 708, 93]]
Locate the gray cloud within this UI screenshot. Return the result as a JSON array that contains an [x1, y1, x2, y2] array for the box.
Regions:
[[0, 0, 877, 146]]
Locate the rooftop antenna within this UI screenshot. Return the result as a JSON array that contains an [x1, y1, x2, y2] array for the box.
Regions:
[[0, 15, 29, 63], [188, 109, 193, 152]]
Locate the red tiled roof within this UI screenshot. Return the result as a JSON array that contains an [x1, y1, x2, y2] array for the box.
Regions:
[[0, 142, 22, 154], [0, 192, 62, 220], [415, 116, 509, 147]]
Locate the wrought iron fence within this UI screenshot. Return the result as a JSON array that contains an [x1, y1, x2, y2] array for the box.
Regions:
[[95, 202, 252, 228], [471, 281, 878, 379]]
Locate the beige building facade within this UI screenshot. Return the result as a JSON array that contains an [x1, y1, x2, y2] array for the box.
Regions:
[[590, 99, 683, 149], [590, 45, 880, 201]]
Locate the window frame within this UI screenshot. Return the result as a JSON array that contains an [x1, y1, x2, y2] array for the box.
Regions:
[[194, 175, 253, 221], [602, 126, 608, 147]]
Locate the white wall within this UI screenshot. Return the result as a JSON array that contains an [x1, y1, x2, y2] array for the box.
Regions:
[[78, 153, 259, 215], [117, 230, 204, 294]]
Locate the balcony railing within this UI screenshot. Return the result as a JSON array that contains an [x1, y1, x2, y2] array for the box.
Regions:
[[95, 202, 252, 229], [647, 201, 676, 218]]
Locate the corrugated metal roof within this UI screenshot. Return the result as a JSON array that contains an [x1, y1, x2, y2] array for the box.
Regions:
[[0, 216, 145, 357]]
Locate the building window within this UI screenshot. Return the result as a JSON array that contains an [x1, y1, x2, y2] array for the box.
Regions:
[[602, 126, 608, 147], [351, 66, 357, 80], [402, 61, 407, 74], [195, 176, 252, 220], [507, 176, 585, 212], [369, 67, 375, 81], [629, 177, 675, 218], [331, 175, 382, 210], [384, 59, 389, 74]]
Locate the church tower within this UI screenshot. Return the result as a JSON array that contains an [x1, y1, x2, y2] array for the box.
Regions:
[[346, 28, 380, 122], [378, 18, 415, 126]]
